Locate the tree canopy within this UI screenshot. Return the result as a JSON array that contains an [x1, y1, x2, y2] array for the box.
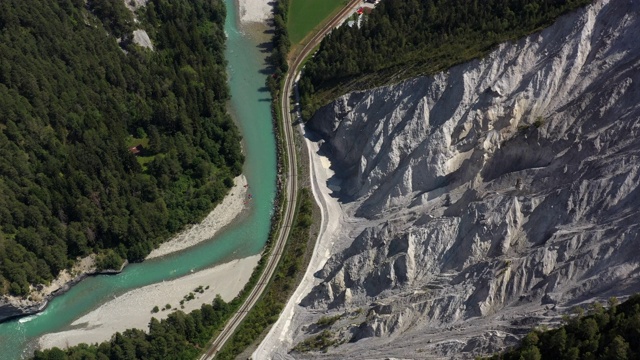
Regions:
[[30, 189, 317, 360], [32, 296, 235, 360], [299, 0, 593, 119], [0, 0, 243, 295], [481, 295, 640, 360]]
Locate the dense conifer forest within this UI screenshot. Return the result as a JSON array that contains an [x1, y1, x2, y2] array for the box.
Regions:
[[299, 0, 593, 120], [0, 0, 243, 296], [32, 295, 237, 360], [481, 295, 640, 360], [30, 189, 316, 360]]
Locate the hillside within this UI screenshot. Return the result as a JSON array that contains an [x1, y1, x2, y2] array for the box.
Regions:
[[259, 0, 640, 358], [298, 0, 592, 120], [482, 295, 640, 359], [0, 0, 242, 298]]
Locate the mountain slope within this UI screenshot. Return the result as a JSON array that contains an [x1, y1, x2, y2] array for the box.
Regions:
[[298, 0, 592, 120], [277, 0, 640, 358]]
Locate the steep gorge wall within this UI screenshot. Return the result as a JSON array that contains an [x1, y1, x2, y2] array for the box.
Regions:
[[289, 0, 640, 357]]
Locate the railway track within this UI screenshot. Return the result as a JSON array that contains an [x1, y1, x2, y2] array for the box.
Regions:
[[199, 1, 360, 358]]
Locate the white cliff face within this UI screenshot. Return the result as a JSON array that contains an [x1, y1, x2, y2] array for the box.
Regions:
[[274, 0, 640, 358], [123, 0, 154, 50]]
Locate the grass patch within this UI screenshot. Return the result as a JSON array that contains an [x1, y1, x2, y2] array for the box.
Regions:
[[126, 134, 149, 148], [126, 134, 155, 170], [136, 155, 155, 171], [288, 0, 347, 44]]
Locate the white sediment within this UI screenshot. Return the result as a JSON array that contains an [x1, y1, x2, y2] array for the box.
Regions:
[[253, 124, 343, 358], [132, 29, 154, 50], [238, 0, 272, 24], [38, 255, 260, 349], [36, 173, 254, 349], [146, 175, 248, 259]]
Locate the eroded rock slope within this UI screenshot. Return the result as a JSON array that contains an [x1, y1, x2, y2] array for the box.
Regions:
[[284, 0, 640, 358]]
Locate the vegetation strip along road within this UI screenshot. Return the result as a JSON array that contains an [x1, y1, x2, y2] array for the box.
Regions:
[[198, 96, 296, 359], [199, 1, 360, 358]]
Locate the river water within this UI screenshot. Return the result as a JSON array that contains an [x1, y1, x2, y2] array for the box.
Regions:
[[0, 1, 276, 358]]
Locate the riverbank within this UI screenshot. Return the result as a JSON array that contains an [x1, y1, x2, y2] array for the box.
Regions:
[[0, 257, 97, 323], [0, 174, 248, 323], [147, 175, 248, 259], [30, 173, 253, 348], [38, 255, 260, 349], [238, 0, 272, 24], [35, 1, 275, 351]]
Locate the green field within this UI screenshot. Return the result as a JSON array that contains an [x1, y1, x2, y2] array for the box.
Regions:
[[288, 0, 347, 44]]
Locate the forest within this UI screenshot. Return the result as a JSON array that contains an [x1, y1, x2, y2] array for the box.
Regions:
[[30, 189, 316, 360], [32, 296, 237, 360], [481, 295, 640, 359], [298, 0, 593, 120], [0, 0, 243, 295], [265, 0, 290, 98]]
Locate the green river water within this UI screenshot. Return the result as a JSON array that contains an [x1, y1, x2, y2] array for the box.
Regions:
[[0, 1, 276, 358]]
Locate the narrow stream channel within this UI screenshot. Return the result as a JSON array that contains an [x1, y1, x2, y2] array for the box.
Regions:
[[0, 1, 276, 358]]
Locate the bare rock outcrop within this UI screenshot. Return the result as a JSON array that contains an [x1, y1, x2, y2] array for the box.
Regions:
[[0, 256, 127, 323], [123, 0, 154, 50], [279, 0, 640, 358]]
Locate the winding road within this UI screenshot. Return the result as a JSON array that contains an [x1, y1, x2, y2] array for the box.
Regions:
[[200, 1, 360, 358]]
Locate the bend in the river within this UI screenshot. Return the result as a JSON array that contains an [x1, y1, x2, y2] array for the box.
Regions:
[[0, 1, 276, 359]]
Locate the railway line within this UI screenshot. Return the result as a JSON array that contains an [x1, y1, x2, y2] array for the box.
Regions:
[[199, 1, 360, 358]]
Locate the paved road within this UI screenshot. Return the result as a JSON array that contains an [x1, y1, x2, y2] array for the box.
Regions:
[[199, 1, 360, 358]]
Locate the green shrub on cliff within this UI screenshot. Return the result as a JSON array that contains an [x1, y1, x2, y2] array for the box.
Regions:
[[96, 250, 124, 272]]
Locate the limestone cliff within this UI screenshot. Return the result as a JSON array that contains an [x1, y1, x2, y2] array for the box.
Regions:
[[269, 0, 640, 358]]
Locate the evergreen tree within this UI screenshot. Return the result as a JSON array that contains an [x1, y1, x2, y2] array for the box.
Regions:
[[0, 0, 243, 295]]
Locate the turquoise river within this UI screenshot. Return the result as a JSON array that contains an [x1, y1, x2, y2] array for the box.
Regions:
[[0, 1, 276, 358]]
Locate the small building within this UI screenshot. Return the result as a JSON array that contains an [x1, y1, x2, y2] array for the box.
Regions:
[[129, 144, 144, 155]]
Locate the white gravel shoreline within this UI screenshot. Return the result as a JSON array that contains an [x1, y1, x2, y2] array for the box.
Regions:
[[238, 0, 273, 24], [146, 174, 248, 259], [33, 174, 251, 351], [38, 255, 260, 349]]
